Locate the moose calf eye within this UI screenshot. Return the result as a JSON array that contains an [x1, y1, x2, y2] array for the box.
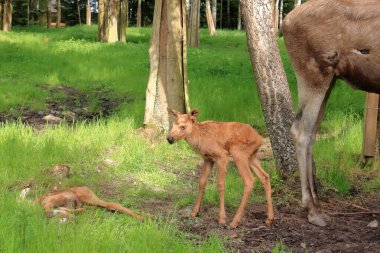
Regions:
[[180, 126, 186, 130]]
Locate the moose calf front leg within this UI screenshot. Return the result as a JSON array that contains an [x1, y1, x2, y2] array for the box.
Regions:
[[191, 159, 213, 217], [216, 158, 228, 225]]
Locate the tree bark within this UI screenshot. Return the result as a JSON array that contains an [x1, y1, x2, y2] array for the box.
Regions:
[[212, 0, 216, 26], [241, 0, 298, 173], [144, 0, 189, 132], [98, 0, 107, 41], [205, 0, 216, 36], [0, 1, 3, 31], [185, 0, 190, 29], [3, 0, 11, 32], [237, 1, 241, 30], [56, 0, 61, 28], [294, 0, 301, 8], [86, 0, 91, 25], [137, 0, 141, 27], [107, 0, 118, 42], [77, 0, 82, 25], [119, 0, 127, 42], [188, 0, 200, 47], [47, 0, 51, 28]]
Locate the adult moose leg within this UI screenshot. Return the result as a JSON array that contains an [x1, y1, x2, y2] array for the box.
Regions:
[[191, 159, 214, 217], [291, 73, 335, 227]]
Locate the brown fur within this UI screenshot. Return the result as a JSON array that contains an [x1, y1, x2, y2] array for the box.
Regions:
[[167, 108, 274, 228], [282, 0, 380, 226], [36, 186, 143, 220]]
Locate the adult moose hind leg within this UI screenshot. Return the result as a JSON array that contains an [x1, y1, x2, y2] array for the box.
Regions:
[[191, 159, 214, 217], [291, 74, 335, 227]]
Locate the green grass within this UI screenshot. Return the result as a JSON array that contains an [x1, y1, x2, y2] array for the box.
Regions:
[[0, 25, 378, 252]]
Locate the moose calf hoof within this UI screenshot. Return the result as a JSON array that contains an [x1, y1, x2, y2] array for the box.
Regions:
[[218, 217, 227, 225], [308, 213, 327, 227], [191, 212, 198, 218], [265, 218, 274, 226], [227, 222, 238, 229]]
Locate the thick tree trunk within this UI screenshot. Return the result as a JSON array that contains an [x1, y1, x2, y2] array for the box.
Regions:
[[212, 0, 216, 26], [137, 0, 141, 27], [3, 0, 11, 32], [56, 0, 61, 28], [205, 0, 216, 36], [188, 0, 200, 47], [237, 2, 241, 30], [47, 0, 51, 28], [77, 0, 81, 25], [119, 0, 127, 42], [241, 0, 298, 173], [294, 0, 301, 8], [86, 0, 91, 25], [144, 0, 189, 132], [107, 0, 118, 42], [98, 0, 107, 41], [0, 2, 3, 31]]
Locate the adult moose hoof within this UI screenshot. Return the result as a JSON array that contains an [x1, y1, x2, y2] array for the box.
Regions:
[[308, 213, 327, 227]]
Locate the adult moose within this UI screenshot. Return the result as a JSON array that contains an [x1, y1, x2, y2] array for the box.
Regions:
[[282, 0, 380, 226]]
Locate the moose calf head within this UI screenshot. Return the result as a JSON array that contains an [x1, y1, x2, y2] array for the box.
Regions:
[[166, 108, 199, 144]]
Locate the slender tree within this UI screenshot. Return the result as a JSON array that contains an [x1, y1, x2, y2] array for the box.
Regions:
[[237, 1, 241, 30], [226, 0, 230, 28], [219, 0, 222, 28], [27, 0, 30, 26], [0, 1, 3, 31], [86, 0, 91, 25], [56, 0, 61, 28], [46, 0, 51, 28], [3, 0, 11, 32], [188, 0, 200, 47], [77, 0, 82, 25], [136, 0, 141, 27], [107, 0, 118, 42], [240, 0, 298, 173], [279, 0, 283, 32], [185, 0, 190, 29], [144, 0, 190, 132], [294, 0, 301, 8], [98, 0, 107, 41], [119, 0, 127, 42], [212, 0, 216, 26], [205, 0, 216, 36]]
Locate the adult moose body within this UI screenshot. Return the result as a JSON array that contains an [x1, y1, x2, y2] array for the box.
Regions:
[[282, 0, 380, 226]]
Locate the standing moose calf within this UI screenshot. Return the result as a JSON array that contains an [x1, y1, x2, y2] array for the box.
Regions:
[[167, 108, 274, 228], [282, 0, 380, 226]]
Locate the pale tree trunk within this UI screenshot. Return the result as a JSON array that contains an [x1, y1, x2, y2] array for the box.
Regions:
[[107, 0, 118, 42], [294, 0, 301, 8], [188, 0, 200, 47], [274, 0, 279, 31], [137, 0, 141, 27], [185, 0, 190, 29], [0, 1, 3, 31], [86, 0, 91, 25], [241, 0, 298, 173], [56, 0, 61, 28], [237, 1, 241, 30], [98, 0, 107, 41], [77, 0, 82, 25], [47, 0, 51, 28], [119, 0, 127, 42], [3, 0, 11, 32], [212, 0, 216, 26], [205, 0, 216, 36], [144, 0, 190, 132], [279, 0, 283, 32]]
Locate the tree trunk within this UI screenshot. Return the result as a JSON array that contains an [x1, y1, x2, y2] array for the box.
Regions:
[[98, 0, 107, 41], [279, 0, 283, 33], [294, 0, 301, 8], [219, 0, 222, 28], [137, 0, 141, 27], [188, 0, 200, 47], [185, 0, 190, 29], [27, 0, 30, 26], [107, 0, 118, 42], [56, 0, 61, 28], [0, 1, 3, 31], [119, 0, 127, 42], [205, 0, 216, 36], [240, 0, 298, 173], [3, 0, 11, 32], [237, 2, 241, 30], [274, 0, 279, 31], [86, 0, 91, 25], [212, 0, 216, 26], [226, 0, 230, 29], [46, 0, 51, 28], [144, 0, 190, 132], [77, 0, 81, 25]]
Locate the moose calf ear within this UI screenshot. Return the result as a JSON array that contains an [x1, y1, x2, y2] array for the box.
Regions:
[[167, 108, 180, 117], [190, 109, 199, 119]]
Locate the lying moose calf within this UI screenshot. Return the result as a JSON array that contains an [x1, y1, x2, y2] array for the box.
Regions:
[[36, 186, 143, 220], [167, 108, 274, 228]]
